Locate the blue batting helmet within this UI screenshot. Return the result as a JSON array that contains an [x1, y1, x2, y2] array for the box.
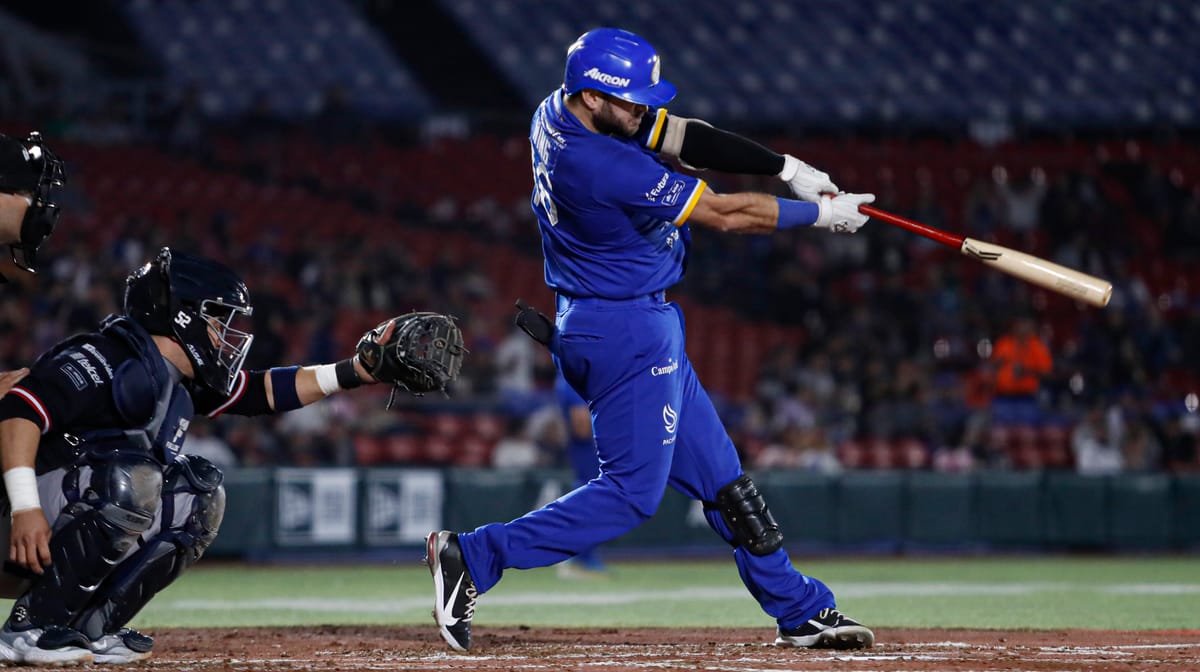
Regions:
[[562, 28, 676, 107]]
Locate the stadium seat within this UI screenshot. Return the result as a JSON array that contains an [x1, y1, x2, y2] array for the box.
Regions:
[[432, 413, 467, 440], [1008, 425, 1042, 470], [867, 438, 895, 470], [837, 440, 865, 469], [353, 435, 384, 465], [424, 436, 457, 465], [382, 434, 422, 464], [894, 438, 930, 470], [457, 436, 494, 468], [439, 0, 1200, 127], [122, 0, 433, 119]]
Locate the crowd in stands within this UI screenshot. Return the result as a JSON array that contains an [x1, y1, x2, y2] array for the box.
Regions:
[[1, 112, 1197, 475]]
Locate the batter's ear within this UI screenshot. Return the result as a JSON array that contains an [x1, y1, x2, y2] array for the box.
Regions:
[[578, 89, 606, 111]]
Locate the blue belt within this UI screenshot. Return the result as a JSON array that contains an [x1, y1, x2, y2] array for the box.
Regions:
[[556, 291, 666, 312]]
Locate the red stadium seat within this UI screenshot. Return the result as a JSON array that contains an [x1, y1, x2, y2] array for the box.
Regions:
[[431, 413, 466, 440], [457, 437, 494, 468], [383, 435, 422, 464], [894, 439, 930, 470], [424, 437, 456, 465], [354, 436, 384, 465], [837, 440, 865, 469], [472, 413, 506, 442], [867, 438, 894, 470], [1038, 425, 1072, 469]]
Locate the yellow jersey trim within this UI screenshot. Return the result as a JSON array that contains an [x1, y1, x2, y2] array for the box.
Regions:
[[647, 109, 669, 150], [674, 180, 706, 227]]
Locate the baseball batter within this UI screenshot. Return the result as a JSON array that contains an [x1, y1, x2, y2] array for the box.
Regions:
[[427, 28, 874, 652]]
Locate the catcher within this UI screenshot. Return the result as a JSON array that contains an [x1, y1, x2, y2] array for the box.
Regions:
[[0, 247, 462, 664]]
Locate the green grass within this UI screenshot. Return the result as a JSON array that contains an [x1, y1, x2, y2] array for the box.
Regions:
[[114, 556, 1200, 631]]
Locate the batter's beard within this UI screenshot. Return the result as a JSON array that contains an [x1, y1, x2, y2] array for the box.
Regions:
[[595, 103, 637, 138]]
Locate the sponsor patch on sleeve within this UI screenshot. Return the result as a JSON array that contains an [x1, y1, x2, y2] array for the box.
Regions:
[[64, 350, 108, 387], [663, 180, 685, 206], [644, 172, 671, 203], [59, 363, 88, 391]]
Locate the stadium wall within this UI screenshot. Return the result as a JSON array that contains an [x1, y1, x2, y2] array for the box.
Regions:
[[212, 468, 1200, 558]]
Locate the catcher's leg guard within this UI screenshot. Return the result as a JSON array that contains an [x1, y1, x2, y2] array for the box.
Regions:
[[706, 475, 783, 556], [8, 454, 163, 630], [71, 455, 225, 640]]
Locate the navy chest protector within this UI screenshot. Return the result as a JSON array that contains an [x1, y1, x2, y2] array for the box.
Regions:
[[85, 316, 195, 464]]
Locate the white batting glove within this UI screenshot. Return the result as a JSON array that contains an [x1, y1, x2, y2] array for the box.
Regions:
[[779, 154, 838, 202], [814, 192, 875, 233]]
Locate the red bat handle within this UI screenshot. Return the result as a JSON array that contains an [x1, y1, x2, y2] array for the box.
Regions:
[[859, 204, 965, 248]]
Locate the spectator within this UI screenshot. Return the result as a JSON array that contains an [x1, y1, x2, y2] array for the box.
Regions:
[[1163, 412, 1200, 472], [753, 424, 841, 474], [493, 323, 539, 400], [1072, 405, 1123, 475], [1120, 420, 1162, 473], [184, 423, 239, 470], [997, 167, 1048, 234], [989, 316, 1053, 425], [491, 416, 544, 468]]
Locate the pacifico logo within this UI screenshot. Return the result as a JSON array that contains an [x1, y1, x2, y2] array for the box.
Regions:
[[583, 67, 631, 88], [662, 403, 678, 434]]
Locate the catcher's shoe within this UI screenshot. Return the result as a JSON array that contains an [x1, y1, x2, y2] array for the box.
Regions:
[[425, 530, 476, 652], [0, 624, 49, 664], [90, 628, 154, 664], [775, 608, 875, 649], [18, 625, 96, 665]]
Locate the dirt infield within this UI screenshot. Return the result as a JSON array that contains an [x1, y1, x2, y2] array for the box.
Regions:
[[96, 625, 1199, 671]]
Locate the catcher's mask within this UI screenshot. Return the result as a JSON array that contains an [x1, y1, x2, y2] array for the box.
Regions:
[[124, 247, 255, 395], [0, 132, 66, 278]]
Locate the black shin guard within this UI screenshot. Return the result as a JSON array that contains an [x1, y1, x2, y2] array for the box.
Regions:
[[9, 455, 162, 630], [72, 455, 225, 640], [707, 475, 784, 556]]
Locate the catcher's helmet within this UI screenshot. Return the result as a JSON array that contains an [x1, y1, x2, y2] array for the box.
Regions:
[[562, 28, 676, 107], [0, 132, 66, 275], [124, 247, 254, 396]]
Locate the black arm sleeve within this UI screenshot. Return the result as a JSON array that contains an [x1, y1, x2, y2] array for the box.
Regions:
[[651, 116, 786, 176], [195, 370, 274, 418]]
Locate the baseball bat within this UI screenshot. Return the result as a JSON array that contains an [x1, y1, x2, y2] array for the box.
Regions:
[[859, 205, 1113, 308]]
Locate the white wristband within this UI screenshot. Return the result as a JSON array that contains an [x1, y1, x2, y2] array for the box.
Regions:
[[4, 467, 40, 512], [779, 154, 801, 181], [314, 363, 340, 396], [815, 195, 832, 228]]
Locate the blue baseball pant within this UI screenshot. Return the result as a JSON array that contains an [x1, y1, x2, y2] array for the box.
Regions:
[[456, 295, 835, 629]]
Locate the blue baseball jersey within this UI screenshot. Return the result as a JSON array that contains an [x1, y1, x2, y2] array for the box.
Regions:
[[529, 91, 706, 299]]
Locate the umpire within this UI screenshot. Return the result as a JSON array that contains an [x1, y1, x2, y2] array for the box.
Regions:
[[0, 246, 463, 664], [0, 131, 64, 278], [0, 131, 66, 397]]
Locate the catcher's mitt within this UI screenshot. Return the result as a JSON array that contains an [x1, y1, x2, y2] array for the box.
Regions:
[[356, 312, 465, 407]]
